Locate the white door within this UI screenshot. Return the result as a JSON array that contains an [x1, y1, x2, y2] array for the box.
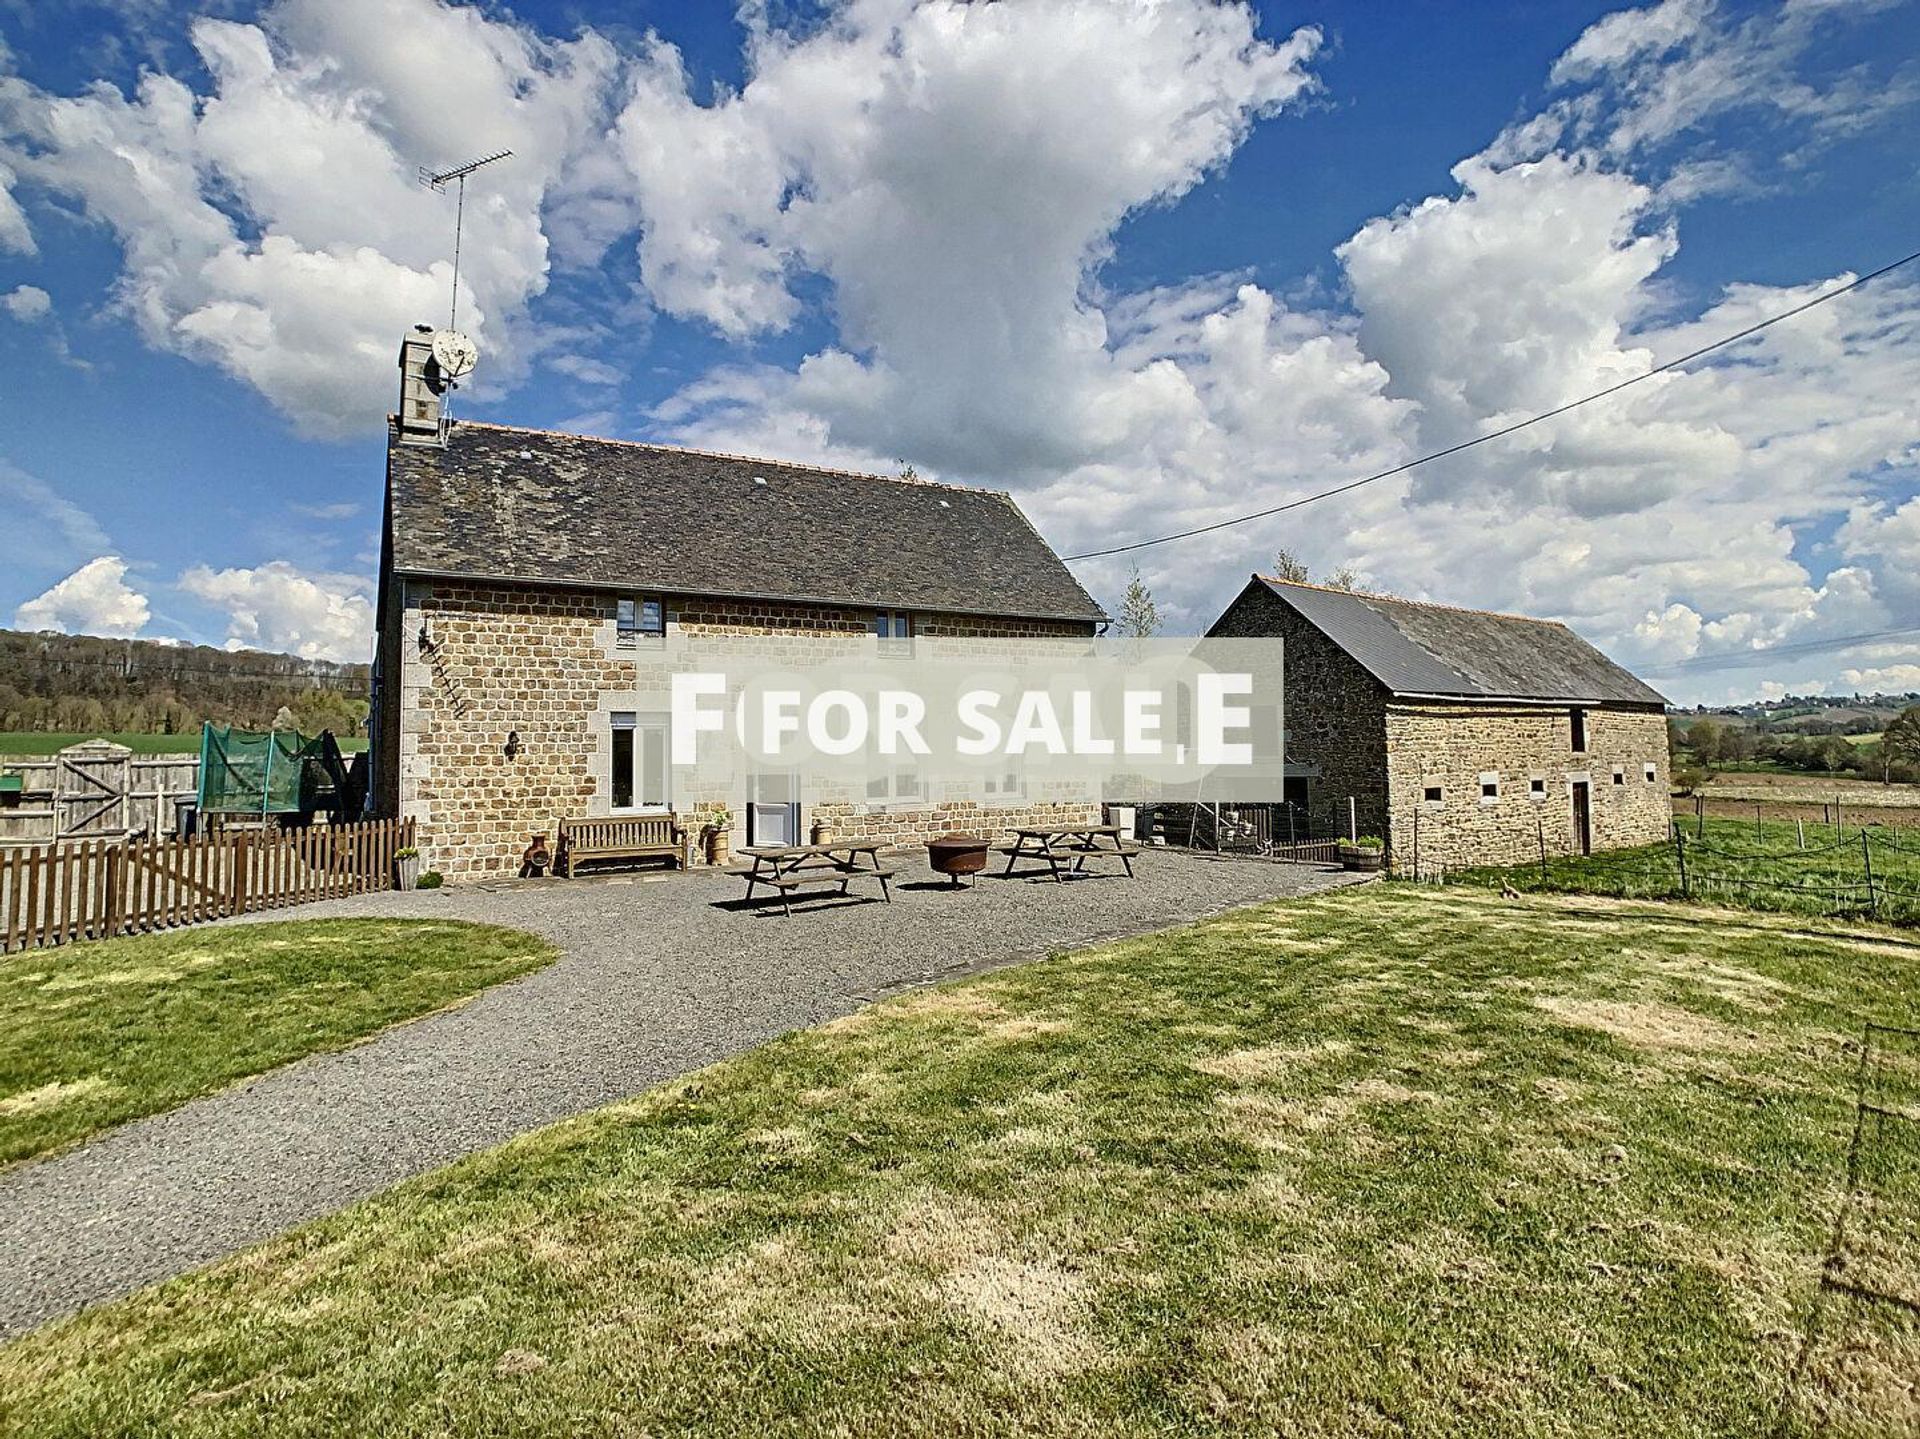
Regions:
[[748, 772, 800, 846]]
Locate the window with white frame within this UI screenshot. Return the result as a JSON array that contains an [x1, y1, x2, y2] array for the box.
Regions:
[[1530, 776, 1547, 800], [1644, 762, 1658, 782], [873, 610, 914, 654], [610, 711, 670, 810], [982, 766, 1025, 801], [1479, 771, 1500, 804], [1422, 783, 1444, 806], [866, 765, 924, 804], [616, 596, 665, 647], [1613, 765, 1626, 786]]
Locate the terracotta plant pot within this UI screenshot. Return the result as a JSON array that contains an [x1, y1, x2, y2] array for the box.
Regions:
[[706, 826, 732, 867], [926, 834, 990, 887]]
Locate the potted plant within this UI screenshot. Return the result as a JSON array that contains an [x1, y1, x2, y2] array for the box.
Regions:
[[395, 846, 422, 891], [704, 811, 733, 867], [809, 817, 833, 846], [1339, 834, 1385, 872]]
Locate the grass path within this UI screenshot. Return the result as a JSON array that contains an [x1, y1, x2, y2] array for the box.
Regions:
[[0, 920, 556, 1167], [1, 887, 1916, 1436]]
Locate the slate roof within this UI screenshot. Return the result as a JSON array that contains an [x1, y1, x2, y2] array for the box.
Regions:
[[1249, 577, 1667, 706], [385, 422, 1105, 624]]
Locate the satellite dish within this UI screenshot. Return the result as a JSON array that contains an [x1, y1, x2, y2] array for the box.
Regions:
[[430, 330, 478, 380]]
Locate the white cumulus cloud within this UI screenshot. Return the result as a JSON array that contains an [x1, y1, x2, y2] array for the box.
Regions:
[[178, 560, 373, 662], [14, 556, 151, 637], [0, 0, 618, 437], [1, 283, 49, 321]]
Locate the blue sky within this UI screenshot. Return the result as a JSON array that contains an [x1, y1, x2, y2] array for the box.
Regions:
[[0, 0, 1916, 705]]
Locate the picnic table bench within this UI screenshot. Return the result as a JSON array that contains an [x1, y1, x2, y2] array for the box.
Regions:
[[730, 842, 896, 916], [557, 814, 684, 876], [998, 824, 1141, 882]]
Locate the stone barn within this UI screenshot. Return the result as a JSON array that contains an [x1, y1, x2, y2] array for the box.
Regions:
[[1207, 576, 1671, 873]]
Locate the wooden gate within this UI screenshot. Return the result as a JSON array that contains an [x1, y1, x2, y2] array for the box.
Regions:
[[55, 740, 133, 839]]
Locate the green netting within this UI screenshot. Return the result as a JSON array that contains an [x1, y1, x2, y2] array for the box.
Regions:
[[196, 723, 347, 815]]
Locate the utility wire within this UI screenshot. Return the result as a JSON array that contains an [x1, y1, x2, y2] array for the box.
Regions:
[[1637, 623, 1920, 678], [1064, 245, 1920, 562]]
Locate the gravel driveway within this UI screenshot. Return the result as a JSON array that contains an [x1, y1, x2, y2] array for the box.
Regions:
[[0, 850, 1365, 1338]]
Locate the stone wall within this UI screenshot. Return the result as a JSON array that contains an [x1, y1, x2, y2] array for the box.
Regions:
[[1384, 702, 1671, 874], [1207, 581, 1391, 838], [379, 579, 1098, 879]]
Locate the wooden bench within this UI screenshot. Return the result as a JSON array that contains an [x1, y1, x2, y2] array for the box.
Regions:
[[557, 815, 684, 877]]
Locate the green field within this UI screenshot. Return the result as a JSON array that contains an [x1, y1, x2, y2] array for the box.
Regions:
[[1460, 816, 1920, 925], [2, 887, 1915, 1436], [0, 732, 370, 757], [0, 920, 554, 1167], [0, 732, 368, 758]]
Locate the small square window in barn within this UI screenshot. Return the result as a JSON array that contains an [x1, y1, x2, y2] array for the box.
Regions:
[[1530, 777, 1546, 799], [1613, 766, 1626, 785], [1423, 785, 1442, 804], [1644, 763, 1657, 782], [1479, 772, 1499, 804]]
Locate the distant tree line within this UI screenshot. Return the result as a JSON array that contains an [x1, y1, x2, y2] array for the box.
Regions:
[[0, 629, 370, 738], [1674, 708, 1920, 786]]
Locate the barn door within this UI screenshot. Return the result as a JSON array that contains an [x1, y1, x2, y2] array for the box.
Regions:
[[1570, 780, 1592, 857], [56, 740, 132, 838]]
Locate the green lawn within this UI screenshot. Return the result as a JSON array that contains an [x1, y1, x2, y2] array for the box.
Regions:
[[0, 732, 368, 757], [1459, 816, 1920, 926], [0, 920, 555, 1167], [2, 887, 1914, 1436]]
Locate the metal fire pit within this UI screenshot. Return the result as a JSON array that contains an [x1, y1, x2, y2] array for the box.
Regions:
[[925, 834, 991, 888]]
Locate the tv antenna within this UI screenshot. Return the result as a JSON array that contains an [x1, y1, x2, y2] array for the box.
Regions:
[[418, 150, 511, 332]]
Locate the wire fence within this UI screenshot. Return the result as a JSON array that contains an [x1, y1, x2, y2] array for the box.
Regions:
[[1439, 815, 1920, 928]]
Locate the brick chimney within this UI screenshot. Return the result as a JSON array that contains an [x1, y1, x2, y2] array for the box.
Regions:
[[396, 326, 445, 445]]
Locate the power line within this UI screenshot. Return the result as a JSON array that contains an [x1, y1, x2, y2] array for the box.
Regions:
[[1638, 622, 1920, 678], [1064, 244, 1920, 562]]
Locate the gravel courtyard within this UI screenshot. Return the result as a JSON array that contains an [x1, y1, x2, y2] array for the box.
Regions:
[[0, 849, 1365, 1338]]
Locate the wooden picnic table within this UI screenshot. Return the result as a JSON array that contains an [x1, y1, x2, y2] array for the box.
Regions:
[[731, 842, 896, 916], [999, 824, 1140, 882]]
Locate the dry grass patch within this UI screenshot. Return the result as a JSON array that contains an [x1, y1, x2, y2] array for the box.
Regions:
[[1535, 996, 1765, 1054]]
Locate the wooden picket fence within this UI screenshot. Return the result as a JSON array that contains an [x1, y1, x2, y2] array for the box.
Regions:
[[1, 816, 415, 954]]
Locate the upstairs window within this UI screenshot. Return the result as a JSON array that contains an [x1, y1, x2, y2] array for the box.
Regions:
[[874, 610, 914, 654], [1530, 777, 1547, 800], [1423, 785, 1443, 805], [617, 596, 665, 648], [1613, 766, 1626, 786], [1479, 772, 1500, 804], [1570, 707, 1588, 753], [1644, 762, 1658, 783]]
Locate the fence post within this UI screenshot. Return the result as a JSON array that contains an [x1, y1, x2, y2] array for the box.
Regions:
[[1797, 818, 1805, 850], [1675, 830, 1689, 899], [1348, 796, 1357, 844], [1755, 801, 1763, 840], [1696, 793, 1706, 840], [1537, 817, 1548, 884], [231, 832, 250, 916], [1412, 807, 1419, 881], [103, 841, 122, 940], [1862, 829, 1877, 918]]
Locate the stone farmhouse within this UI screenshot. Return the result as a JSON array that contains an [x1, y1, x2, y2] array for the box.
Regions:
[[1208, 576, 1671, 873], [371, 331, 1106, 880]]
